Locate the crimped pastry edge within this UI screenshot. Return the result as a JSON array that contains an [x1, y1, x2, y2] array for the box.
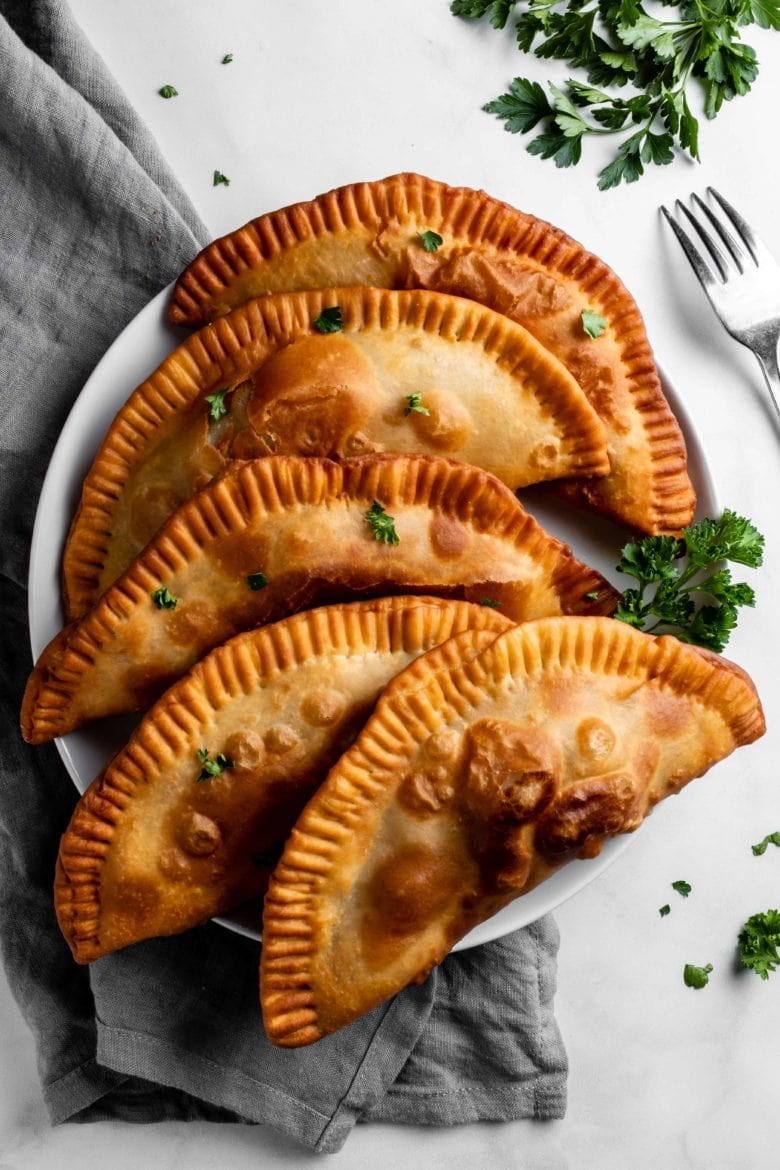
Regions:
[[54, 595, 510, 963], [167, 172, 695, 535], [260, 615, 764, 1046], [24, 453, 618, 744], [63, 285, 608, 620]]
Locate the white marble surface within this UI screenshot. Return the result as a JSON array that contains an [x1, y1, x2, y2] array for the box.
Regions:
[[4, 0, 780, 1165]]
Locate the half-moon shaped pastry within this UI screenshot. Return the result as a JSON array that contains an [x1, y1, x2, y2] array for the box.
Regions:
[[261, 616, 764, 1047], [62, 286, 608, 621], [22, 454, 617, 744], [167, 172, 695, 535], [54, 596, 510, 963]]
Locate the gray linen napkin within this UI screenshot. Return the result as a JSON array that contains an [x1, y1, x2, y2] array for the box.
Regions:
[[0, 0, 568, 1152]]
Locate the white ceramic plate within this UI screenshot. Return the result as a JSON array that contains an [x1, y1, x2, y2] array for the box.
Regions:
[[28, 283, 718, 950]]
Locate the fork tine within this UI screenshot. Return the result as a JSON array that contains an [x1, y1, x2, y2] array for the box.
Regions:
[[707, 188, 775, 269], [660, 204, 718, 291], [690, 193, 744, 274], [676, 200, 729, 282]]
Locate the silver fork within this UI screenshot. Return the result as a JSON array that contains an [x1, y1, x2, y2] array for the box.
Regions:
[[661, 189, 780, 423]]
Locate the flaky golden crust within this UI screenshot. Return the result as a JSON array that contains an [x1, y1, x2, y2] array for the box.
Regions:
[[62, 286, 609, 620], [260, 616, 764, 1047], [22, 454, 617, 744], [54, 596, 509, 963], [167, 172, 695, 535]]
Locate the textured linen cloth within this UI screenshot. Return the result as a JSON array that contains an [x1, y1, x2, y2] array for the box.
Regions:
[[0, 0, 568, 1153]]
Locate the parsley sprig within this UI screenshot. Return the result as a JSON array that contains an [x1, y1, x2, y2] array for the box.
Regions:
[[453, 0, 780, 188], [738, 909, 780, 979], [365, 501, 400, 545], [614, 510, 764, 652], [196, 748, 234, 782]]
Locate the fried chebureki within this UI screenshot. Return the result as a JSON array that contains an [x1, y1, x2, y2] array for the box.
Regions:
[[22, 454, 617, 743], [54, 596, 510, 963], [167, 172, 696, 535], [62, 286, 608, 621], [261, 616, 764, 1047]]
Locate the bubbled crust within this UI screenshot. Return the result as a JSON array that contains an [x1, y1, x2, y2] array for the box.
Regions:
[[167, 172, 695, 535], [260, 616, 764, 1047], [22, 454, 617, 744], [54, 596, 509, 964], [62, 285, 608, 621]]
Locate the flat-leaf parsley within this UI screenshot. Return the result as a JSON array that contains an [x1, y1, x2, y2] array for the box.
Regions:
[[738, 910, 780, 979], [453, 0, 780, 188], [196, 748, 234, 782], [365, 501, 400, 545], [614, 510, 764, 652]]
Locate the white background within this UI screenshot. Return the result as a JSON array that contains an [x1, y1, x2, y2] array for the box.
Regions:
[[3, 1, 780, 1166]]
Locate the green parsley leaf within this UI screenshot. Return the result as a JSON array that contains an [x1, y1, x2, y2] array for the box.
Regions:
[[483, 77, 552, 133], [752, 832, 780, 856], [659, 904, 671, 917], [312, 306, 343, 334], [205, 388, 229, 420], [738, 909, 780, 978], [404, 392, 430, 417], [247, 571, 269, 591], [222, 53, 234, 64], [451, 0, 518, 29], [151, 586, 177, 610], [672, 880, 692, 897], [365, 501, 400, 546], [213, 170, 231, 187], [480, 598, 502, 608], [458, 1, 774, 188], [683, 962, 713, 989], [418, 230, 444, 253], [581, 308, 607, 338], [158, 85, 178, 99], [196, 748, 234, 782], [614, 512, 763, 651]]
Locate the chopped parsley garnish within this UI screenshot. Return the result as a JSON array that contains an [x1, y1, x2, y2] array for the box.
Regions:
[[158, 85, 178, 99], [584, 590, 601, 601], [213, 170, 231, 187], [738, 910, 780, 979], [672, 880, 692, 898], [454, 0, 780, 189], [312, 306, 343, 333], [614, 510, 764, 652], [365, 501, 400, 545], [418, 230, 444, 252], [196, 748, 234, 782], [247, 571, 269, 591], [683, 962, 713, 989], [404, 392, 430, 417], [659, 904, 671, 917], [480, 598, 502, 608], [581, 309, 607, 339], [205, 388, 229, 420], [752, 831, 780, 856], [222, 53, 234, 64], [151, 586, 178, 610]]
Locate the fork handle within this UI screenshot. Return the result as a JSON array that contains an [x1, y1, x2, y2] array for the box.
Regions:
[[751, 334, 780, 423]]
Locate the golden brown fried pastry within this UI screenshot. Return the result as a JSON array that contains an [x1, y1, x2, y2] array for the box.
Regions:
[[54, 596, 510, 963], [62, 286, 608, 621], [167, 172, 695, 535], [22, 454, 617, 744], [261, 616, 764, 1047]]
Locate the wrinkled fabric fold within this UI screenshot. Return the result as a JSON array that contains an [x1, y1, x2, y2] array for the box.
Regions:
[[0, 0, 567, 1152]]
